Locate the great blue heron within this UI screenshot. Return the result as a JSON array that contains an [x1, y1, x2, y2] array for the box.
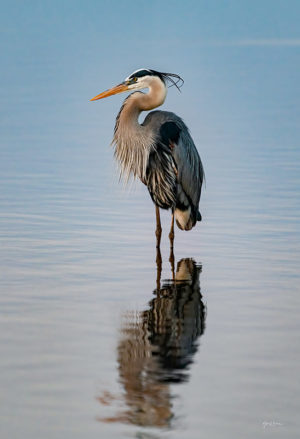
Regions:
[[90, 68, 204, 248]]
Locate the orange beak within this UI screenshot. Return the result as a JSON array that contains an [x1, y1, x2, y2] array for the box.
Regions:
[[90, 82, 129, 101]]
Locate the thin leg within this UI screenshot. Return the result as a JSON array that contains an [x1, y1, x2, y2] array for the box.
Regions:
[[156, 247, 162, 291], [169, 212, 175, 249], [169, 246, 175, 281], [169, 212, 175, 280], [155, 206, 162, 249]]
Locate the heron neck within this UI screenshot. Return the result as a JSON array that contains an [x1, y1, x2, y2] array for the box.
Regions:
[[136, 79, 167, 111], [113, 80, 167, 182], [118, 80, 167, 126]]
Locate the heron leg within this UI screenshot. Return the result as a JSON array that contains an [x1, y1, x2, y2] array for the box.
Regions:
[[169, 246, 175, 281], [168, 212, 175, 280], [156, 246, 162, 291], [169, 212, 175, 249], [155, 206, 162, 248]]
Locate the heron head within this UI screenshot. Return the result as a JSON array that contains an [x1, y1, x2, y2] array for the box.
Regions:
[[90, 69, 183, 101]]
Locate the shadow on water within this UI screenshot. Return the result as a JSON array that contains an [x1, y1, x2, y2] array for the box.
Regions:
[[97, 253, 206, 428]]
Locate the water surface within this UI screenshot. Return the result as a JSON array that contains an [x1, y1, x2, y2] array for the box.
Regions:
[[1, 2, 300, 438]]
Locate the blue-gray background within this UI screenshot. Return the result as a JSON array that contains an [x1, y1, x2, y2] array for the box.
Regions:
[[1, 1, 299, 438]]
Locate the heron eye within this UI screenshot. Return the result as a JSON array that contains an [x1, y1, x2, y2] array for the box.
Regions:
[[133, 77, 138, 82]]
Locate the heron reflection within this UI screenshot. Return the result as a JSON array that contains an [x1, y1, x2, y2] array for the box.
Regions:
[[98, 256, 206, 427]]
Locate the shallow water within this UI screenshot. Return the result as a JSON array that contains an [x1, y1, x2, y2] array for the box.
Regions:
[[1, 4, 300, 438], [1, 106, 299, 438]]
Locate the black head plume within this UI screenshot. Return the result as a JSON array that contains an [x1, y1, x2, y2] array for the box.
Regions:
[[151, 70, 184, 92], [128, 68, 184, 92]]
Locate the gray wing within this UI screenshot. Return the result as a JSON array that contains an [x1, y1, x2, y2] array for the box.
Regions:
[[143, 111, 204, 226]]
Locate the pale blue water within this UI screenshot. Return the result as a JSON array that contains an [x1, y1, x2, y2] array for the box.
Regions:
[[1, 2, 300, 438]]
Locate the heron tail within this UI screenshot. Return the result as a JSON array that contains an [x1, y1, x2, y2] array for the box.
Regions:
[[174, 184, 201, 230], [175, 206, 199, 231]]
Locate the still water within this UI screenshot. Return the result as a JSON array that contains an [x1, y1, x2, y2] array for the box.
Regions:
[[1, 22, 300, 439], [1, 105, 299, 439]]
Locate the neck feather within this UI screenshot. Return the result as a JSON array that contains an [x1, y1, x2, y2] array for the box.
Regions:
[[113, 78, 167, 182]]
